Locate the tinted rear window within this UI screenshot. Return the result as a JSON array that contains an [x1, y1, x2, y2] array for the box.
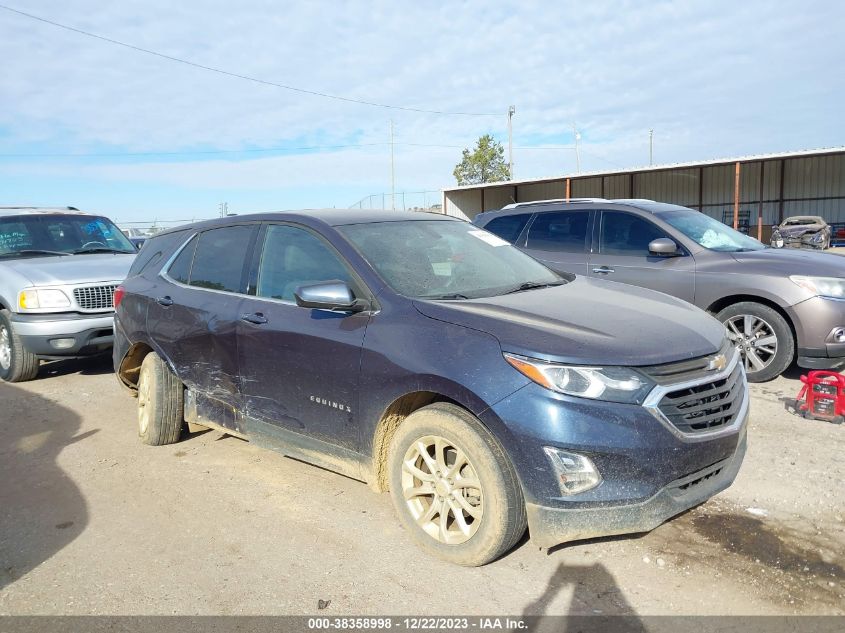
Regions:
[[167, 235, 197, 284], [187, 226, 254, 292], [482, 214, 531, 243], [526, 211, 589, 253]]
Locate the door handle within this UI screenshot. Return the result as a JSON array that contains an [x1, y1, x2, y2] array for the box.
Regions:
[[592, 266, 615, 274], [156, 296, 174, 307], [240, 312, 268, 325]]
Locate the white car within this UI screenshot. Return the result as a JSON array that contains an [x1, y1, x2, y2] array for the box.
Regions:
[[0, 207, 136, 382]]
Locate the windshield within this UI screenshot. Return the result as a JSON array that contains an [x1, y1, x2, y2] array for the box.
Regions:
[[0, 214, 135, 258], [659, 210, 766, 252], [339, 220, 564, 299]]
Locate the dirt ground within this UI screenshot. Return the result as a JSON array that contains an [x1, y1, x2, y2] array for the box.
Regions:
[[0, 356, 843, 616]]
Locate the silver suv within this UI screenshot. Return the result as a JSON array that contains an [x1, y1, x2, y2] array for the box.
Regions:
[[0, 207, 136, 382], [475, 199, 845, 382]]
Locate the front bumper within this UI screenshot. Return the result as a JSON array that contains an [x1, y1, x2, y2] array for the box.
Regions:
[[526, 428, 747, 548], [789, 297, 845, 369], [10, 312, 115, 357]]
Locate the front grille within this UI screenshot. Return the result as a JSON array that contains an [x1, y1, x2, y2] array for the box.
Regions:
[[73, 285, 118, 310], [657, 364, 745, 434]]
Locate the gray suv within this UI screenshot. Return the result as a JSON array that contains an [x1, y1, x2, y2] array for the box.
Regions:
[[475, 199, 845, 382], [0, 207, 136, 382]]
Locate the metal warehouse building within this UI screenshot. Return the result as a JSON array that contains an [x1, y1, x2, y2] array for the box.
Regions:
[[441, 146, 845, 241]]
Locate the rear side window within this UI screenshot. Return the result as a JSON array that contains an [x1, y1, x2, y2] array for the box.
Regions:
[[167, 235, 197, 284], [256, 224, 355, 302], [483, 214, 531, 243], [186, 226, 254, 292], [129, 230, 189, 277], [600, 212, 666, 256], [526, 211, 589, 253]]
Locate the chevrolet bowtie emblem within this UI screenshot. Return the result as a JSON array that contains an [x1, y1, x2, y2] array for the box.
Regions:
[[707, 353, 727, 372]]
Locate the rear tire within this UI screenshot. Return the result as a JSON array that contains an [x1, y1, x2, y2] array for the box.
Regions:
[[0, 309, 40, 383], [717, 302, 794, 382], [387, 403, 526, 566], [137, 352, 184, 445]]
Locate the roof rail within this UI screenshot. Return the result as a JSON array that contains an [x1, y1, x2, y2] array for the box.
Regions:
[[610, 198, 657, 204], [500, 198, 608, 210]]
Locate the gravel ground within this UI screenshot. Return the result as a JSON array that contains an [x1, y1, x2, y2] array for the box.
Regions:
[[0, 356, 843, 616]]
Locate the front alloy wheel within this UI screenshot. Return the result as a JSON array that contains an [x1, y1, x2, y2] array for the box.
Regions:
[[388, 403, 527, 566], [401, 435, 484, 545], [725, 314, 778, 374], [717, 301, 794, 382]]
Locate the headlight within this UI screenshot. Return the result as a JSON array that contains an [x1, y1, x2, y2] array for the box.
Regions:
[[790, 276, 845, 299], [18, 288, 71, 310], [811, 232, 825, 243], [504, 353, 654, 404]]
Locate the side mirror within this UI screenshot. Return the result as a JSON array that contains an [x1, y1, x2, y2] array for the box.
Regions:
[[294, 281, 365, 312], [648, 238, 680, 256]]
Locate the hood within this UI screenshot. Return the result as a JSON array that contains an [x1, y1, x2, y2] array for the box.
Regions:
[[413, 277, 725, 366], [729, 248, 845, 276], [2, 253, 136, 286]]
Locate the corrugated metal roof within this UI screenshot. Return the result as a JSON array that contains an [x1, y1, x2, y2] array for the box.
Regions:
[[442, 145, 845, 192]]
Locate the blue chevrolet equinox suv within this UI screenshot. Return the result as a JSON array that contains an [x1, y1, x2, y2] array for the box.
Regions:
[[114, 210, 749, 565]]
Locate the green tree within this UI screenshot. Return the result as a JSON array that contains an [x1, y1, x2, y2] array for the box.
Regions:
[[453, 134, 510, 185]]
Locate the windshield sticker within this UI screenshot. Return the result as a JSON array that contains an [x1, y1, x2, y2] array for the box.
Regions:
[[431, 262, 453, 276], [468, 230, 509, 247]]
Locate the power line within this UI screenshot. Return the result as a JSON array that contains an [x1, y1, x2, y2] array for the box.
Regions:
[[0, 142, 578, 159], [0, 3, 500, 117]]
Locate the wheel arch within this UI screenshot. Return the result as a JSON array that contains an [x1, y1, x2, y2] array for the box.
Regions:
[[706, 294, 798, 360], [117, 341, 156, 391]]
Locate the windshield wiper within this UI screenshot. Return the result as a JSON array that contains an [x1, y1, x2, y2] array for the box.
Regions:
[[0, 249, 69, 258], [502, 281, 566, 295], [72, 247, 132, 254], [425, 293, 470, 300]]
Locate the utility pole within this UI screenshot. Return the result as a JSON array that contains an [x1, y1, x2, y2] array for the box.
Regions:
[[573, 125, 582, 174], [389, 120, 395, 210], [507, 105, 515, 179], [649, 129, 654, 166]]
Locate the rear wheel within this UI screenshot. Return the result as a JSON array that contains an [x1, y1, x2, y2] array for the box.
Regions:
[[137, 352, 184, 445], [0, 310, 39, 383], [387, 403, 526, 566], [717, 302, 794, 382]]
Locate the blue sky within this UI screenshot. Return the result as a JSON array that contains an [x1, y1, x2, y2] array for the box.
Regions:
[[1, 0, 844, 223]]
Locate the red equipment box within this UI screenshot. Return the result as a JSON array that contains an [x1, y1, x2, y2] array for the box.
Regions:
[[797, 371, 845, 424]]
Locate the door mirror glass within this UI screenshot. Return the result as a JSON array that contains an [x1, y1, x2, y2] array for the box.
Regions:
[[295, 281, 361, 311], [648, 237, 680, 256]]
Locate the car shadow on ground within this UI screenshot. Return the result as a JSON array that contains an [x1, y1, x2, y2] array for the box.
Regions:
[[38, 354, 114, 379], [0, 382, 91, 590]]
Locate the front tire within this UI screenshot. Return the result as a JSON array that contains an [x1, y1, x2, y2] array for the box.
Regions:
[[387, 403, 526, 566], [0, 309, 39, 383], [137, 352, 184, 445], [717, 302, 794, 382]]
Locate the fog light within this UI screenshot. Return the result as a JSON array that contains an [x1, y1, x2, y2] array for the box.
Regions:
[[543, 447, 602, 495], [833, 328, 845, 344], [50, 338, 76, 350]]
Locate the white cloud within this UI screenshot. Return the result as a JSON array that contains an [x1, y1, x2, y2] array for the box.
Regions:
[[1, 0, 843, 218]]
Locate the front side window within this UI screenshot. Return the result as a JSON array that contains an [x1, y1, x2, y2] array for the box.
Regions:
[[339, 220, 563, 299], [483, 213, 531, 244], [0, 214, 135, 258], [526, 211, 590, 253], [599, 212, 667, 256], [257, 225, 356, 302], [187, 226, 254, 292]]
